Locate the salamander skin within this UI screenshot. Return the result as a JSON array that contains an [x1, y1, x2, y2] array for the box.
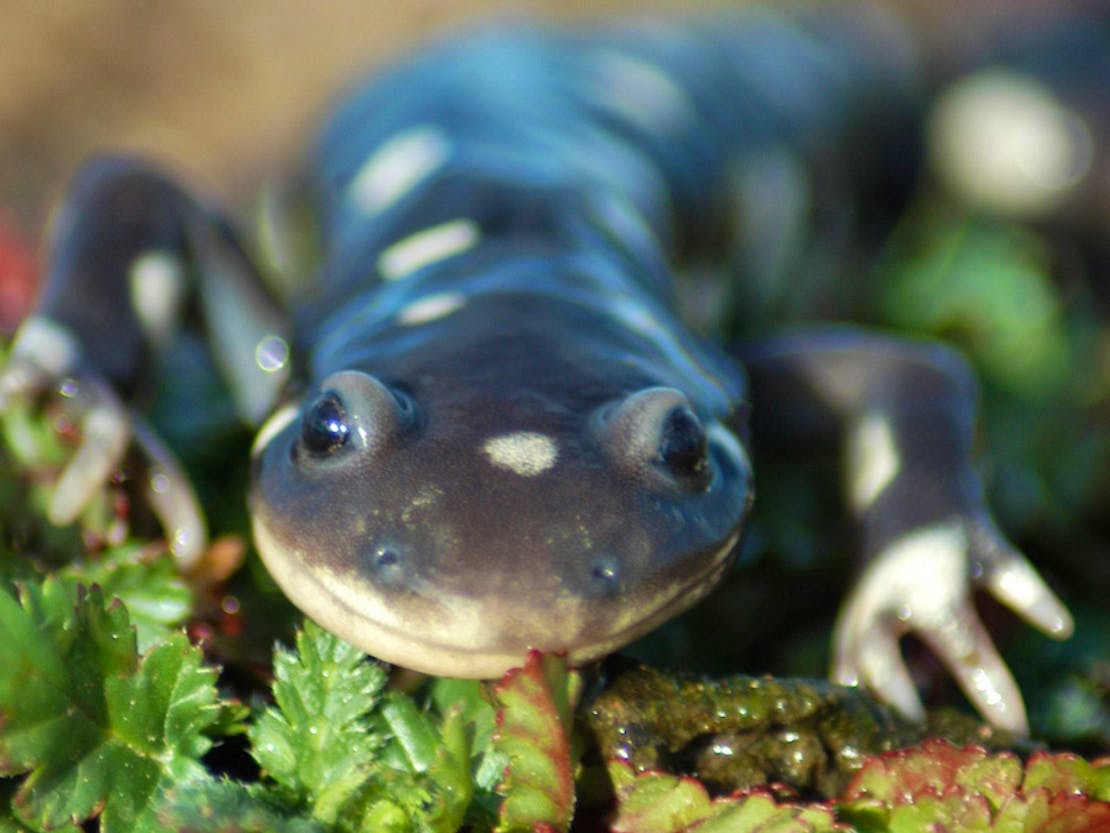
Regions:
[[1, 6, 1081, 732], [252, 9, 912, 678]]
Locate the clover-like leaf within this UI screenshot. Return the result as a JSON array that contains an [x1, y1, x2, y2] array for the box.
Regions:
[[0, 580, 228, 832]]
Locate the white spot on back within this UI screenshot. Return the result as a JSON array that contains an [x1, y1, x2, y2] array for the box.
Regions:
[[930, 70, 1093, 216], [378, 219, 480, 281], [608, 296, 665, 341], [349, 127, 451, 215], [129, 250, 185, 346], [847, 413, 901, 511], [483, 431, 559, 476], [397, 292, 467, 326], [595, 51, 695, 132]]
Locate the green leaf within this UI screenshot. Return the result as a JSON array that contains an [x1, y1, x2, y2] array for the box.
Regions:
[[378, 690, 475, 831], [248, 620, 387, 808], [61, 544, 194, 651], [842, 738, 1023, 810], [1023, 752, 1110, 801], [494, 651, 580, 833], [607, 762, 839, 833], [607, 763, 714, 833], [838, 740, 1110, 831], [0, 580, 228, 832], [159, 778, 325, 832], [877, 212, 1070, 398]]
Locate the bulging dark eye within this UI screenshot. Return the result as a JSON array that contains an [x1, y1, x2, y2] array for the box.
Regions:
[[658, 406, 708, 479], [301, 391, 350, 455]]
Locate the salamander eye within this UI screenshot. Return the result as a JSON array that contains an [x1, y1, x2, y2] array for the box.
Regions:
[[301, 391, 350, 455], [658, 405, 708, 477], [594, 386, 713, 491]]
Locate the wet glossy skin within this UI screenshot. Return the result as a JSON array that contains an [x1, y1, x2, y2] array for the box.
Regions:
[[251, 281, 753, 676], [3, 6, 1078, 731]]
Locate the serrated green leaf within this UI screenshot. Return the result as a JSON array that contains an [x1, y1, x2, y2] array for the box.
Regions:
[[248, 621, 387, 816], [494, 651, 579, 833], [61, 545, 193, 651], [0, 580, 226, 832], [381, 691, 443, 774]]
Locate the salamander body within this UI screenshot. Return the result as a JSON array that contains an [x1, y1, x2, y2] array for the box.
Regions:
[[2, 5, 1080, 732]]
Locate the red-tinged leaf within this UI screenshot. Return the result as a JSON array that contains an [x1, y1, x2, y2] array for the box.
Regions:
[[608, 764, 714, 833], [883, 792, 994, 831], [607, 763, 840, 833], [841, 739, 1021, 808], [839, 741, 1110, 832], [1020, 791, 1110, 833], [696, 794, 841, 833], [494, 651, 580, 833], [1024, 752, 1110, 801]]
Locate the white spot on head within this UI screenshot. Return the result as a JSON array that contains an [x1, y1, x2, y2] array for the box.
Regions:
[[349, 127, 451, 215], [129, 250, 186, 346], [930, 70, 1093, 217], [397, 292, 467, 326], [595, 51, 695, 132], [847, 413, 901, 511], [255, 334, 290, 373], [483, 431, 559, 476], [252, 403, 299, 458], [378, 219, 480, 281]]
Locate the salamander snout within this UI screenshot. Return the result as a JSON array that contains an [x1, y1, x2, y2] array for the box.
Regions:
[[249, 371, 752, 678]]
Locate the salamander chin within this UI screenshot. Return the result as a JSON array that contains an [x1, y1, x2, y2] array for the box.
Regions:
[[251, 508, 742, 677]]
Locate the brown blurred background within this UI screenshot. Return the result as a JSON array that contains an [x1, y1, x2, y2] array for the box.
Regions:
[[0, 0, 717, 228], [0, 0, 1044, 225]]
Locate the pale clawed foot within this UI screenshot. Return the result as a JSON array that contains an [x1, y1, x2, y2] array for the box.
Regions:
[[832, 514, 1072, 734]]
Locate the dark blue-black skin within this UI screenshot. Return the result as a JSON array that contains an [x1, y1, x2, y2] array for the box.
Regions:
[[2, 6, 1078, 729], [251, 11, 906, 675]]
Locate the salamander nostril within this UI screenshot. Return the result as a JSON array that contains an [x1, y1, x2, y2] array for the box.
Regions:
[[368, 543, 406, 586], [376, 548, 399, 566], [588, 556, 622, 598]]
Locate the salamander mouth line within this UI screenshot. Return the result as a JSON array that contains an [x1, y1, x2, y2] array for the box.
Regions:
[[252, 513, 740, 672]]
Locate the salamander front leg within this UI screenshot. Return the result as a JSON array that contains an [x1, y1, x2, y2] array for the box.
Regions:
[[740, 329, 1072, 733], [1, 156, 288, 570]]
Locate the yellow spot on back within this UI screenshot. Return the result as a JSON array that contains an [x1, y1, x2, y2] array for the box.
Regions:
[[378, 219, 480, 281], [350, 127, 451, 215]]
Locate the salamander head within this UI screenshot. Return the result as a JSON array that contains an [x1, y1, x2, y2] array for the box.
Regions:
[[249, 358, 752, 678]]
